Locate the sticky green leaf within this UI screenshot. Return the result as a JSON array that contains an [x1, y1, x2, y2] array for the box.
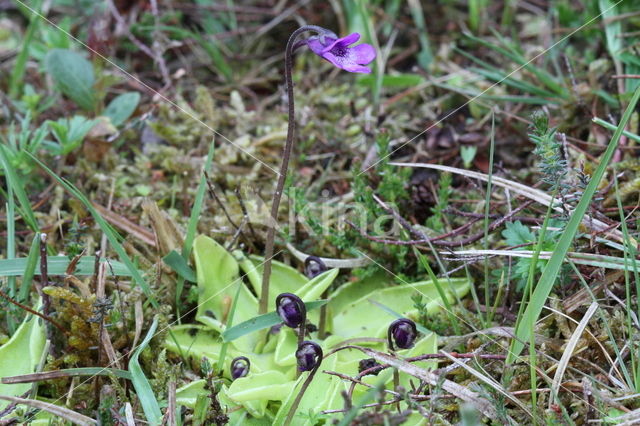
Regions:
[[0, 311, 46, 411], [226, 370, 294, 402], [193, 235, 258, 352], [239, 254, 307, 311], [332, 278, 470, 339]]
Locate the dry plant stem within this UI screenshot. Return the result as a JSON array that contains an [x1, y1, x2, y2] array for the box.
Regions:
[[235, 185, 259, 245], [318, 290, 328, 339], [0, 289, 67, 336], [351, 199, 534, 247], [37, 233, 59, 354], [259, 25, 330, 314]]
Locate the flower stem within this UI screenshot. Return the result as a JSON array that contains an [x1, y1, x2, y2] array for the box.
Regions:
[[259, 25, 334, 314], [284, 346, 323, 426]]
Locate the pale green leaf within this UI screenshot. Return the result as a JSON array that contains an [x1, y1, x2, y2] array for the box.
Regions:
[[0, 310, 46, 411]]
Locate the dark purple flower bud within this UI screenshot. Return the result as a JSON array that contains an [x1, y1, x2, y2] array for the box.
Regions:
[[388, 318, 418, 351], [296, 341, 323, 372], [276, 293, 306, 328], [306, 32, 376, 74], [304, 256, 327, 279], [358, 358, 381, 376], [230, 356, 250, 380]]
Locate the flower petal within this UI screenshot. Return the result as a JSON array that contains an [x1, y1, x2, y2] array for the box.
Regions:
[[321, 32, 361, 53], [321, 50, 372, 73], [307, 36, 332, 56], [351, 43, 376, 65]]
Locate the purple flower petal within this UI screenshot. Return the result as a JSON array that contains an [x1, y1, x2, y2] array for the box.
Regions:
[[307, 36, 335, 56], [322, 49, 373, 73], [305, 32, 376, 74], [321, 33, 360, 54], [351, 43, 376, 65]]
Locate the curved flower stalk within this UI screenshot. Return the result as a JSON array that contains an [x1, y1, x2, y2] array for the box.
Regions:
[[284, 341, 324, 426], [259, 26, 376, 314]]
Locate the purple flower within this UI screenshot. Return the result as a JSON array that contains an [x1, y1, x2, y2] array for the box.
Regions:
[[304, 255, 327, 279], [296, 341, 323, 372], [230, 356, 250, 380], [388, 318, 418, 350], [307, 33, 376, 74], [276, 293, 306, 328]]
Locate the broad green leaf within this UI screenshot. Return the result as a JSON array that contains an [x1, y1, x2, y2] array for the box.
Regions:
[[328, 271, 388, 317], [0, 310, 46, 411], [44, 49, 95, 111], [175, 379, 206, 408], [128, 317, 162, 426], [104, 92, 140, 126], [273, 328, 298, 367], [165, 325, 223, 362], [296, 268, 339, 302], [178, 380, 269, 424], [332, 278, 470, 339], [193, 235, 258, 352], [239, 254, 307, 310], [165, 325, 281, 376], [226, 370, 294, 403]]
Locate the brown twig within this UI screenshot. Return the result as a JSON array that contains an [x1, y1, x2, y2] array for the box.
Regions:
[[234, 185, 258, 248], [351, 199, 535, 248], [0, 289, 67, 336], [204, 172, 246, 243], [444, 207, 542, 225]]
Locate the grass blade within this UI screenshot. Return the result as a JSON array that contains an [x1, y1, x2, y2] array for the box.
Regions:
[[0, 146, 39, 231], [508, 84, 640, 361], [18, 234, 40, 302], [2, 367, 133, 383], [176, 140, 215, 318], [163, 250, 196, 283], [0, 256, 132, 277], [8, 6, 40, 98], [129, 316, 162, 425]]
